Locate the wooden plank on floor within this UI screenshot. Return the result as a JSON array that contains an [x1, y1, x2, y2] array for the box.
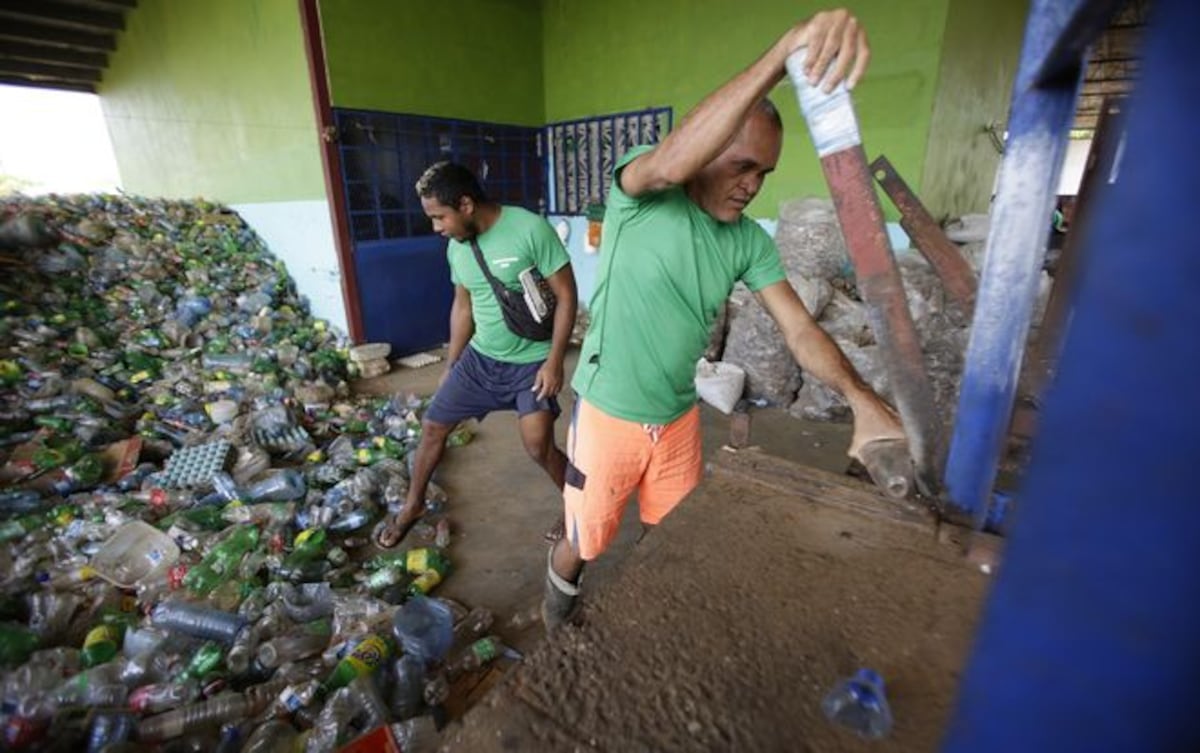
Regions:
[[709, 446, 936, 530]]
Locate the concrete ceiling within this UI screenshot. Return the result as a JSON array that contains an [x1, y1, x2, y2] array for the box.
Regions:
[[0, 0, 136, 94]]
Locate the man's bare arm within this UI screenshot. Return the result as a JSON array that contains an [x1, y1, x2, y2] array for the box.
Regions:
[[755, 280, 904, 460], [445, 284, 475, 369], [533, 266, 578, 401], [620, 9, 869, 198]]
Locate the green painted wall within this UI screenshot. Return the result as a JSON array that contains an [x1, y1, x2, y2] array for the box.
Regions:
[[320, 0, 545, 126], [920, 0, 1030, 220], [99, 0, 324, 203], [541, 0, 952, 219]]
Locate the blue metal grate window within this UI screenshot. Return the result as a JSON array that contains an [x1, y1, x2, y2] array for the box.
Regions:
[[544, 107, 673, 215], [334, 109, 545, 242]]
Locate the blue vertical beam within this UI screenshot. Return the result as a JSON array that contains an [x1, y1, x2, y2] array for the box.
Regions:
[[943, 0, 1101, 527], [943, 1, 1200, 751]]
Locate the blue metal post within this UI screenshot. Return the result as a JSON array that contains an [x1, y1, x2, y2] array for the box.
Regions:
[[942, 0, 1123, 528], [943, 1, 1200, 750]]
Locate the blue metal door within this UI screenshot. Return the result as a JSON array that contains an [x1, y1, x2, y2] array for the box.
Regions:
[[334, 109, 545, 356]]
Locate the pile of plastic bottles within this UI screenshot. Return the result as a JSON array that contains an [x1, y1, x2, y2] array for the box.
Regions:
[[0, 196, 506, 751]]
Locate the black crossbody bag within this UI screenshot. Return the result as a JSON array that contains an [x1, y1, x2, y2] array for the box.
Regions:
[[468, 238, 556, 342]]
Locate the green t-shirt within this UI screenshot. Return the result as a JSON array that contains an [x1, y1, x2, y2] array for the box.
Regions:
[[573, 145, 788, 423], [448, 205, 570, 364]]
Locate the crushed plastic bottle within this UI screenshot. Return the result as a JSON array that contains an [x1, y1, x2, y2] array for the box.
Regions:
[[821, 668, 894, 739]]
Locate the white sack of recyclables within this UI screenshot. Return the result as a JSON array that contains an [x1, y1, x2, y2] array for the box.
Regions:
[[695, 359, 746, 415]]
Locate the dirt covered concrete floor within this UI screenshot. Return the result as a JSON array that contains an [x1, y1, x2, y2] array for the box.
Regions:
[[357, 348, 989, 750], [354, 348, 861, 658]]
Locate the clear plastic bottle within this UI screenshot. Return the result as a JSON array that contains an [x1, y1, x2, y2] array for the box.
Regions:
[[226, 626, 260, 675], [237, 588, 269, 623], [821, 668, 893, 739], [282, 582, 333, 622], [53, 660, 130, 707], [137, 693, 252, 743], [27, 591, 83, 644], [242, 719, 299, 753], [389, 653, 425, 721], [857, 439, 915, 500], [123, 626, 169, 660], [345, 675, 390, 733], [151, 602, 248, 644], [391, 596, 454, 664], [245, 469, 306, 502], [256, 620, 331, 669], [129, 679, 201, 714], [391, 716, 439, 753], [86, 710, 136, 753], [452, 607, 494, 646], [306, 686, 357, 753]]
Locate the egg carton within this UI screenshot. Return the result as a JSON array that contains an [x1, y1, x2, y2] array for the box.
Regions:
[[159, 439, 235, 489], [253, 424, 313, 455]]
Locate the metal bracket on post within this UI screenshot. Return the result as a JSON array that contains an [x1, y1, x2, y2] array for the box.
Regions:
[[785, 52, 943, 495], [870, 155, 978, 314]]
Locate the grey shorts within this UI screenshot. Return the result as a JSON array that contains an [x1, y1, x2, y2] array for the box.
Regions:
[[424, 346, 560, 426]]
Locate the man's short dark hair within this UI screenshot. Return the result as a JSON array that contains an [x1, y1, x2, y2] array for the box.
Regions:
[[415, 161, 488, 208], [755, 97, 783, 130]]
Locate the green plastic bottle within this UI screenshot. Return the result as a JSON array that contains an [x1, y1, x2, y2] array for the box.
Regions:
[[407, 569, 443, 597], [319, 633, 392, 698], [0, 515, 42, 543], [283, 528, 326, 569], [366, 548, 449, 576], [184, 526, 260, 596], [0, 624, 39, 667], [403, 548, 449, 576], [183, 641, 224, 680], [362, 565, 408, 593]]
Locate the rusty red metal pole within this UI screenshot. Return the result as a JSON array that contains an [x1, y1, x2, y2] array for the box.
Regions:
[[870, 155, 977, 313], [298, 0, 364, 343], [786, 53, 942, 492]]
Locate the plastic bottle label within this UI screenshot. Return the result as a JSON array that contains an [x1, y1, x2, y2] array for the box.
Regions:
[[347, 635, 389, 671], [785, 49, 862, 158], [84, 625, 119, 649], [410, 570, 441, 594], [472, 638, 499, 663]]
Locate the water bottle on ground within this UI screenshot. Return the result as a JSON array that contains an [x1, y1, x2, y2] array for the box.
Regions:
[[226, 626, 259, 675], [281, 582, 333, 622], [391, 716, 440, 753], [453, 607, 495, 646], [245, 469, 306, 502], [128, 679, 201, 714], [306, 686, 357, 753], [391, 596, 453, 664], [445, 636, 503, 681], [242, 719, 299, 753], [821, 668, 893, 739], [389, 653, 426, 721], [86, 711, 136, 753], [345, 674, 390, 734], [137, 693, 252, 742], [151, 602, 247, 644], [256, 620, 332, 669]]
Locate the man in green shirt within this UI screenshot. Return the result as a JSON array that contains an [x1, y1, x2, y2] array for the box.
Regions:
[[377, 162, 578, 548], [544, 8, 905, 626]]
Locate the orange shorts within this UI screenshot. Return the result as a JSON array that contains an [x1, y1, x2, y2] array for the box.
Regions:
[[563, 399, 703, 560]]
